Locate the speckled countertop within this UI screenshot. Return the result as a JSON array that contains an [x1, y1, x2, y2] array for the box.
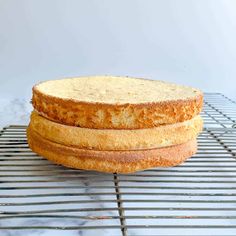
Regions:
[[0, 98, 31, 129], [0, 98, 123, 236], [1, 95, 236, 236]]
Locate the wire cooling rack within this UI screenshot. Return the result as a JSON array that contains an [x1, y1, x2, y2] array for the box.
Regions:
[[0, 93, 236, 236]]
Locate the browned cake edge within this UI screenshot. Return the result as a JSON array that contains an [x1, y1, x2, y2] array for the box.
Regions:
[[32, 86, 203, 129], [30, 110, 202, 150], [27, 126, 197, 173]]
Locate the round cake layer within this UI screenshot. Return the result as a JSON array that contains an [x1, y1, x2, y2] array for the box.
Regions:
[[27, 126, 197, 173], [30, 111, 202, 151], [32, 76, 203, 129]]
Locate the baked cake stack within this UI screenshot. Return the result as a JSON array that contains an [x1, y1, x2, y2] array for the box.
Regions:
[[27, 76, 203, 173]]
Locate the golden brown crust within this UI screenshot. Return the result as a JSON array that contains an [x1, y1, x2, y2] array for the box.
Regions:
[[27, 126, 197, 173], [33, 87, 203, 129], [30, 110, 203, 150]]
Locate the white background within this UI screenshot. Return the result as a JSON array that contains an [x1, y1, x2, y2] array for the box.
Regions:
[[0, 0, 236, 100]]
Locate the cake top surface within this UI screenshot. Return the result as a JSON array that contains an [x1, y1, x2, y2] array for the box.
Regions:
[[35, 76, 202, 104]]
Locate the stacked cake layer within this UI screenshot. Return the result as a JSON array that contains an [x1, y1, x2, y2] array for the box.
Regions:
[[27, 76, 203, 173]]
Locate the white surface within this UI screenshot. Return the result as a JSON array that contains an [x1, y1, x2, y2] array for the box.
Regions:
[[0, 0, 236, 101], [0, 98, 30, 128], [1, 125, 236, 236]]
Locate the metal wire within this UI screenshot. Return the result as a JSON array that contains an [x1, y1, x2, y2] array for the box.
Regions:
[[202, 93, 236, 128], [0, 93, 236, 236]]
